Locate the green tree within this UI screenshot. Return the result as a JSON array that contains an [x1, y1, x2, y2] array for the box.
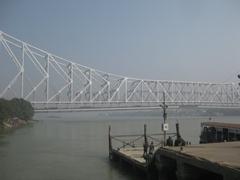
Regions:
[[0, 98, 34, 122], [0, 99, 11, 123]]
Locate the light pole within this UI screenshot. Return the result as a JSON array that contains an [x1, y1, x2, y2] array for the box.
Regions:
[[238, 74, 240, 86], [160, 92, 168, 146]]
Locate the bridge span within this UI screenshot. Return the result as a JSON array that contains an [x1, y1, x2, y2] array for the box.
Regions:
[[0, 31, 240, 112]]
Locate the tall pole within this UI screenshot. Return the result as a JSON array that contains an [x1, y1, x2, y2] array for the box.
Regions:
[[144, 124, 147, 144], [21, 44, 24, 98], [160, 92, 168, 146], [108, 125, 112, 154]]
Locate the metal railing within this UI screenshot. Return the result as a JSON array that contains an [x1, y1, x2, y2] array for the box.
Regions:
[[108, 124, 178, 152]]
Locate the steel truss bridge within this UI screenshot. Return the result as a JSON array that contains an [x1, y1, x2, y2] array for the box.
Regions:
[[0, 31, 240, 112]]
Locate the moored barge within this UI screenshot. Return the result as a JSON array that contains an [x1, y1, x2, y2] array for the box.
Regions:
[[200, 122, 240, 143]]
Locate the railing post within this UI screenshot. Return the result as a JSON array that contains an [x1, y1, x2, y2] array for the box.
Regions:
[[176, 123, 180, 138], [108, 125, 112, 154], [160, 92, 168, 146], [144, 124, 147, 144]]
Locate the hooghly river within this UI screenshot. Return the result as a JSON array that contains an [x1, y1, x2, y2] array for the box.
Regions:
[[0, 111, 239, 180]]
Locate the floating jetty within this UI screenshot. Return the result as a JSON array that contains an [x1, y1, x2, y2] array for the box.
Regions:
[[110, 147, 149, 172], [108, 124, 178, 178], [108, 125, 240, 180]]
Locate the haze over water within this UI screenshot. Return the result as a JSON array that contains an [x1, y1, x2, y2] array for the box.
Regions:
[[0, 111, 239, 180]]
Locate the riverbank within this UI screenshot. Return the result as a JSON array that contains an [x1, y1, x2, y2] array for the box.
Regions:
[[0, 98, 34, 132], [0, 117, 28, 130]]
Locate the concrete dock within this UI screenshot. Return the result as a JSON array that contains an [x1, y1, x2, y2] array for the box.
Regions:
[[155, 141, 240, 180], [111, 142, 240, 180], [108, 124, 240, 179], [110, 140, 240, 179], [164, 141, 240, 170]]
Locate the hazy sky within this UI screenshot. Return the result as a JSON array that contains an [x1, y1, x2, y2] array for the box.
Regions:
[[1, 0, 240, 83]]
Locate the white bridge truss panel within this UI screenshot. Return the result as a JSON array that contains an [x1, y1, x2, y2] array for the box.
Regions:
[[0, 31, 240, 111]]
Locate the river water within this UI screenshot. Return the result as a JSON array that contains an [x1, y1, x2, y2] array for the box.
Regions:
[[0, 111, 239, 180]]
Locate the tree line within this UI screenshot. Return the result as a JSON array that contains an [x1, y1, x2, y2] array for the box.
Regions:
[[0, 98, 34, 123]]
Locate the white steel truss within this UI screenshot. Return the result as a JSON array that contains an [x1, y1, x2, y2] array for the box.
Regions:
[[0, 31, 240, 111]]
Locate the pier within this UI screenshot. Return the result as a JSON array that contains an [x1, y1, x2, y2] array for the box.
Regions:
[[108, 124, 178, 177], [108, 125, 240, 180]]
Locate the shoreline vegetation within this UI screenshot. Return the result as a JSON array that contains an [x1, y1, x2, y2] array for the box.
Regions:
[[0, 98, 34, 130]]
